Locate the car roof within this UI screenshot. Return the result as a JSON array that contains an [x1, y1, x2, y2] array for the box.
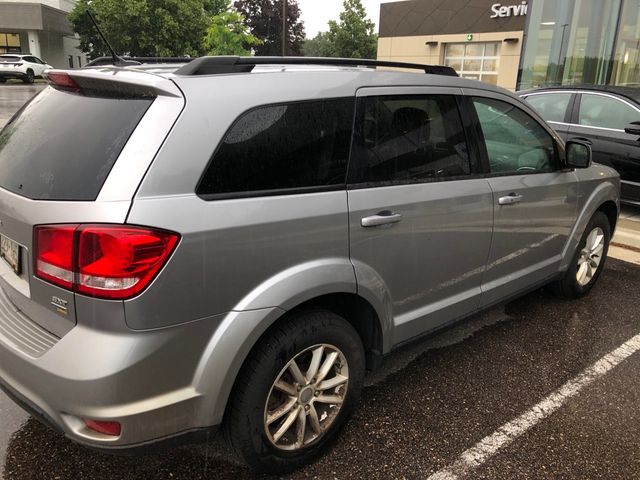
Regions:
[[518, 84, 640, 104], [61, 56, 522, 103]]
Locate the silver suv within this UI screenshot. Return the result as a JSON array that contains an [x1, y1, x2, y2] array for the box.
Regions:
[[0, 57, 620, 473]]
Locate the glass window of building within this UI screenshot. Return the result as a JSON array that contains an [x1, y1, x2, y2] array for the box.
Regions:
[[519, 0, 621, 89], [445, 43, 500, 85], [0, 33, 21, 54], [611, 0, 640, 86]]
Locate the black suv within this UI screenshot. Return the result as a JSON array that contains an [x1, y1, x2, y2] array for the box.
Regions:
[[519, 86, 640, 206]]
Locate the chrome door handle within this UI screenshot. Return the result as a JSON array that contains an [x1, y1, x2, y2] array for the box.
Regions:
[[361, 211, 403, 227], [498, 193, 523, 205]]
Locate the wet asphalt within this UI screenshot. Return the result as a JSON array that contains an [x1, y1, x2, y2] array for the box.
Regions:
[[0, 83, 44, 126], [1, 86, 640, 479]]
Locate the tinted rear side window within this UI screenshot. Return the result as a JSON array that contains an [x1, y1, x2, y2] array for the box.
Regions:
[[197, 98, 354, 198], [348, 95, 471, 186], [0, 87, 152, 200]]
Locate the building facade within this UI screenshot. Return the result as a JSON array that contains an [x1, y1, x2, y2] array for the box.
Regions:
[[377, 0, 528, 90], [378, 0, 640, 91], [519, 0, 640, 89], [0, 0, 86, 68]]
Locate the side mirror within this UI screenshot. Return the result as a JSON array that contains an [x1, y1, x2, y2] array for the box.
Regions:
[[624, 121, 640, 136], [565, 141, 591, 169]]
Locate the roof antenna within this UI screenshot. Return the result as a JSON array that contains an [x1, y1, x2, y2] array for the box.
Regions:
[[85, 10, 140, 66]]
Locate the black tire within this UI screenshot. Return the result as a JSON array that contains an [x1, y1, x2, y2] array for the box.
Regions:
[[0, 77, 6, 84], [225, 309, 365, 474], [22, 70, 34, 84], [554, 211, 610, 299]]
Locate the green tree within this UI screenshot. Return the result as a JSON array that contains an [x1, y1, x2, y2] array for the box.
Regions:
[[326, 0, 377, 59], [204, 0, 230, 16], [204, 10, 261, 55], [303, 32, 335, 57], [69, 0, 210, 58], [234, 0, 305, 56]]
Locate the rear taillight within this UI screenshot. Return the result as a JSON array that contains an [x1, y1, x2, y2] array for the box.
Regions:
[[34, 224, 179, 300], [44, 71, 81, 92]]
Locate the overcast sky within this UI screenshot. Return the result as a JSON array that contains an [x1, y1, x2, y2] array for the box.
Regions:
[[298, 0, 398, 38]]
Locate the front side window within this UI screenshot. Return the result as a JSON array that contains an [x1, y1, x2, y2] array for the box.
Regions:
[[525, 93, 572, 123], [197, 98, 354, 197], [348, 95, 471, 185], [473, 97, 557, 175], [578, 94, 640, 130]]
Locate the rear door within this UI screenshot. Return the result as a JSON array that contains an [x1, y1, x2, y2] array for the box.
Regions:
[[568, 92, 640, 203], [347, 87, 494, 345], [468, 92, 578, 307], [522, 91, 575, 141]]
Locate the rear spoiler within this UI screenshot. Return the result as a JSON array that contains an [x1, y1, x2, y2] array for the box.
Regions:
[[43, 69, 182, 98]]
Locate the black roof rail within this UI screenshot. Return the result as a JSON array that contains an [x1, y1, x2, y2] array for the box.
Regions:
[[174, 56, 458, 77], [84, 56, 193, 67]]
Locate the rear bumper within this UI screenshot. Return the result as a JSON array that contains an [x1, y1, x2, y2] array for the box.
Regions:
[[0, 374, 218, 453], [0, 291, 232, 449], [0, 68, 28, 79]]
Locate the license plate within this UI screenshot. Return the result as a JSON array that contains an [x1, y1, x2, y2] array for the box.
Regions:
[[0, 234, 21, 275]]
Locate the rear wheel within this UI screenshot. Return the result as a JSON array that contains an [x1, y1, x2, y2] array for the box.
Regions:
[[22, 69, 34, 84], [554, 211, 610, 298], [225, 310, 365, 473], [0, 77, 6, 84]]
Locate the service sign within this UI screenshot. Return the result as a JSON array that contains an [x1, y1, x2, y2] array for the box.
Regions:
[[491, 1, 528, 18]]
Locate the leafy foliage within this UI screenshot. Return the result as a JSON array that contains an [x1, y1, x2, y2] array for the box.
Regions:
[[204, 11, 261, 56], [234, 0, 305, 56], [304, 0, 377, 59], [303, 32, 334, 57], [204, 0, 231, 16], [69, 0, 210, 58]]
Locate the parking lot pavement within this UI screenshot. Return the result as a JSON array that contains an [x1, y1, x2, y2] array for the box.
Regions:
[[0, 84, 45, 126], [1, 258, 639, 479]]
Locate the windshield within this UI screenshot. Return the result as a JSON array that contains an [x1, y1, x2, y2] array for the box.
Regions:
[[0, 87, 153, 200]]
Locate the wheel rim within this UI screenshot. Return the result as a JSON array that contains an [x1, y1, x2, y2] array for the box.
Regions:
[[577, 227, 605, 286], [264, 343, 349, 451]]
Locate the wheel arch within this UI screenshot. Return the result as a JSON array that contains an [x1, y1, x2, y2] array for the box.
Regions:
[[560, 181, 619, 271]]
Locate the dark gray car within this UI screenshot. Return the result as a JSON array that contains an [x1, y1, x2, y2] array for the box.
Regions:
[[520, 85, 640, 206], [0, 57, 620, 473]]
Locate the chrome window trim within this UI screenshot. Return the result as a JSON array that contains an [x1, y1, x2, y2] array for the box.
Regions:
[[525, 90, 640, 133]]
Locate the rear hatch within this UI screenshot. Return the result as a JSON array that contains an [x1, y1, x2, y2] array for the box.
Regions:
[[0, 68, 184, 342]]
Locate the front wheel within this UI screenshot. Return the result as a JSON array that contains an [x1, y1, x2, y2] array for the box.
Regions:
[[225, 310, 365, 473], [0, 77, 6, 84], [554, 211, 611, 298]]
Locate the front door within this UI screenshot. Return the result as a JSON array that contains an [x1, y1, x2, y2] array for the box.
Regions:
[[469, 94, 579, 307], [347, 87, 494, 346]]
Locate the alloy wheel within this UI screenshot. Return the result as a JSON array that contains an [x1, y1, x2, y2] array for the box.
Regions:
[[264, 344, 349, 451], [576, 226, 605, 286]]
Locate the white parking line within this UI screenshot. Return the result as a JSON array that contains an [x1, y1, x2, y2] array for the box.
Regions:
[[428, 332, 640, 480]]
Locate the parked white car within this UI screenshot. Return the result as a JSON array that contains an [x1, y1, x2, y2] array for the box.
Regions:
[[0, 54, 52, 84]]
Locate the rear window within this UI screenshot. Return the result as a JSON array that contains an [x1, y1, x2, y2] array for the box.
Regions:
[[0, 87, 153, 200], [197, 98, 355, 198]]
